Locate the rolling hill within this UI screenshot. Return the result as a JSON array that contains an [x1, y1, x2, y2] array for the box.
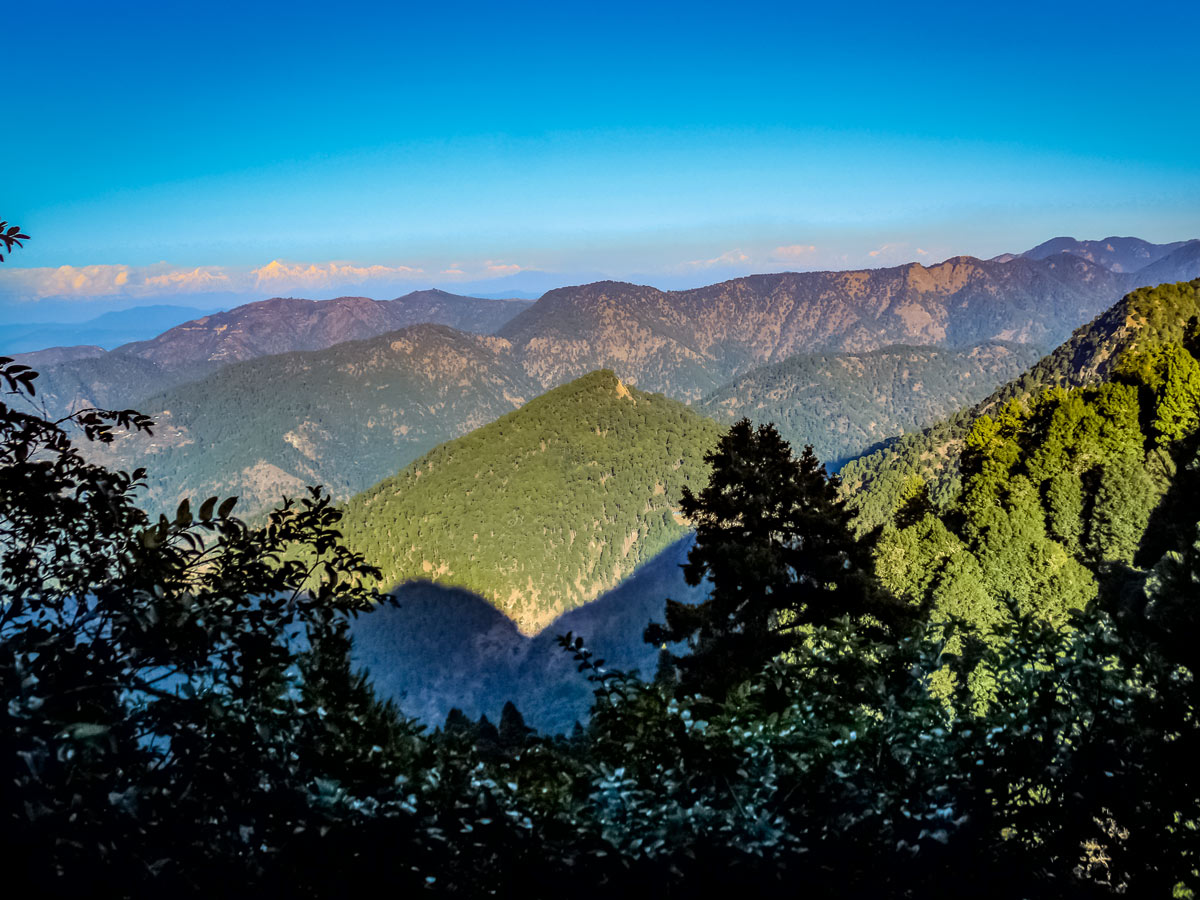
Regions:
[[116, 289, 531, 367], [697, 341, 1044, 469], [25, 290, 532, 418], [93, 325, 536, 514], [339, 370, 724, 634], [1019, 235, 1194, 273]]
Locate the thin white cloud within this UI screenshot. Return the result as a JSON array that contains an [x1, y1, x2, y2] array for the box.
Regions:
[[686, 249, 750, 269], [0, 257, 429, 302], [771, 244, 818, 260], [484, 261, 522, 275], [867, 242, 904, 258], [143, 266, 231, 291], [252, 259, 423, 289]]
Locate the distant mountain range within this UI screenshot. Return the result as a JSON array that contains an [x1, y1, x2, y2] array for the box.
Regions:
[[24, 290, 532, 419], [51, 237, 1196, 520], [117, 290, 532, 368], [1, 305, 213, 355], [495, 243, 1200, 400], [1017, 235, 1193, 273]]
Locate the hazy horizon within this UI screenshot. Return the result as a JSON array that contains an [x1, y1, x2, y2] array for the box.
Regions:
[[5, 0, 1199, 321]]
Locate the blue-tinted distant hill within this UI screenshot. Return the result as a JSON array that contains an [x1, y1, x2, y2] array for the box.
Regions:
[[1, 305, 212, 355], [25, 290, 533, 418], [1019, 236, 1194, 274]]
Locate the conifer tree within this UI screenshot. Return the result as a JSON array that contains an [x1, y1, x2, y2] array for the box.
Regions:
[[645, 419, 896, 697], [499, 700, 532, 748]]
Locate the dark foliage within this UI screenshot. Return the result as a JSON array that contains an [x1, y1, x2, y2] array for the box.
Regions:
[[2, 221, 1197, 896], [646, 419, 904, 698], [0, 219, 28, 261]]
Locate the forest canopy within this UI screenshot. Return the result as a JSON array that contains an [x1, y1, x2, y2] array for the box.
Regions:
[[2, 248, 1199, 895]]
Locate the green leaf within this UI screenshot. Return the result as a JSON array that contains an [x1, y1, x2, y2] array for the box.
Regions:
[[64, 723, 111, 740]]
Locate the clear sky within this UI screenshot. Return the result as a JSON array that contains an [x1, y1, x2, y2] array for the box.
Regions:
[[3, 0, 1199, 314]]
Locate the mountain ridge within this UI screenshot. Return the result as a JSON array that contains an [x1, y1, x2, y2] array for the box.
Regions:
[[495, 252, 1197, 400], [339, 370, 724, 634], [1019, 235, 1195, 273], [91, 323, 538, 514], [697, 340, 1045, 468], [841, 278, 1200, 532], [115, 289, 532, 368]]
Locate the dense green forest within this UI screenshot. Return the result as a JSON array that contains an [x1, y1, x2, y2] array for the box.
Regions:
[[5, 336, 1198, 895], [339, 370, 723, 633], [843, 278, 1200, 532], [698, 341, 1042, 468], [92, 325, 536, 516], [3, 222, 1199, 896]]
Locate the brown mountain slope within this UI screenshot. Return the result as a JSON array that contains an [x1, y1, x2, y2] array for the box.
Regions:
[[26, 290, 532, 419], [497, 254, 1147, 400], [117, 289, 531, 367]]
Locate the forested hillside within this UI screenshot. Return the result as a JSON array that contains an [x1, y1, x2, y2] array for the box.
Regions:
[[5, 313, 1199, 897], [698, 341, 1042, 468], [27, 290, 531, 419], [94, 325, 536, 515], [843, 278, 1200, 531], [27, 353, 219, 423], [340, 370, 723, 633], [869, 302, 1200, 713]]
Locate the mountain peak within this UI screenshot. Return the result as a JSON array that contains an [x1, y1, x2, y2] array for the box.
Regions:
[[339, 369, 723, 634], [1019, 235, 1193, 273]]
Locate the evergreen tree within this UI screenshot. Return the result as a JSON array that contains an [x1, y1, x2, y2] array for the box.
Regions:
[[645, 418, 898, 697], [498, 700, 532, 749]]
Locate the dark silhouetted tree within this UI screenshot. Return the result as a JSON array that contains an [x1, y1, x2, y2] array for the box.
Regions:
[[646, 418, 896, 697], [0, 219, 28, 261]]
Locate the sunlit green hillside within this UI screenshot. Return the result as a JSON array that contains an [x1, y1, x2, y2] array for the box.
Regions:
[[843, 279, 1200, 532], [340, 370, 723, 633]]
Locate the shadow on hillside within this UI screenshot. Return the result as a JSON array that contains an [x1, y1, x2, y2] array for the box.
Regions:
[[350, 536, 705, 735]]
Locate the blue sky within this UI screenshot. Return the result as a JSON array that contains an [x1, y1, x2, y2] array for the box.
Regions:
[[3, 0, 1199, 316]]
